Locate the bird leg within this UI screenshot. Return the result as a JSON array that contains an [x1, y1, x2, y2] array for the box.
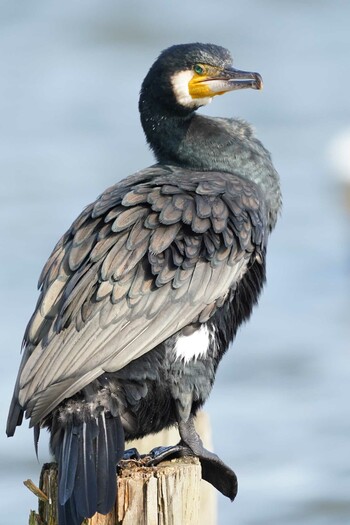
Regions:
[[145, 415, 238, 501], [179, 415, 238, 500]]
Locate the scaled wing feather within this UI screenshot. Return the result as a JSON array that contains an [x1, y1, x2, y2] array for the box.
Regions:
[[9, 165, 267, 430]]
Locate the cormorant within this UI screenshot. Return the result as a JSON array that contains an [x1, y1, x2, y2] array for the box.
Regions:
[[7, 43, 281, 525]]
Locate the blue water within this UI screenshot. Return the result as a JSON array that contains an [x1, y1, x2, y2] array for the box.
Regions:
[[1, 2, 349, 524]]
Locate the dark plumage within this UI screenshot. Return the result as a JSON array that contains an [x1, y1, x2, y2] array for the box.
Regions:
[[7, 43, 281, 525]]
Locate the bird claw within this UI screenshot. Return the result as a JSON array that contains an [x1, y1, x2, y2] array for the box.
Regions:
[[123, 447, 141, 460], [144, 444, 193, 466]]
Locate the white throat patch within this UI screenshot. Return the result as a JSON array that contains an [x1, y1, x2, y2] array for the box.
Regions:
[[171, 70, 212, 109], [174, 325, 210, 363]]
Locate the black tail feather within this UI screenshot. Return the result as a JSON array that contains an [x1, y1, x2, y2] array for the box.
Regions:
[[96, 413, 124, 514], [58, 421, 79, 505], [74, 419, 98, 517], [58, 494, 83, 525], [52, 408, 125, 525]]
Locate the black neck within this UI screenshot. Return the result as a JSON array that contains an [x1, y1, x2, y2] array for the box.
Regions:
[[138, 95, 282, 230], [139, 95, 194, 165]]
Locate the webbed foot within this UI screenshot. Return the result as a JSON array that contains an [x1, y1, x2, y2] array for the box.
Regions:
[[178, 416, 238, 501], [142, 416, 238, 501]]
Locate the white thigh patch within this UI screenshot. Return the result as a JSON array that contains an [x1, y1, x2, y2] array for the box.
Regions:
[[174, 325, 210, 363]]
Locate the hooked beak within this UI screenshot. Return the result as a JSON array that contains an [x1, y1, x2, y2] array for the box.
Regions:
[[203, 67, 263, 95]]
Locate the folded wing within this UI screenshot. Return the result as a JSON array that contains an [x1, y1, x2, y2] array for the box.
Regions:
[[7, 165, 267, 432]]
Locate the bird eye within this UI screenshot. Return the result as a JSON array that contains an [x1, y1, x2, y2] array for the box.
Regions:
[[194, 64, 205, 75]]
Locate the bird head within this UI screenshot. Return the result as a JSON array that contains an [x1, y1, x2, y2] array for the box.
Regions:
[[140, 43, 263, 115]]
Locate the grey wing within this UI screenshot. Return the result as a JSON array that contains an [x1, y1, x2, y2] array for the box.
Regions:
[[7, 165, 267, 431]]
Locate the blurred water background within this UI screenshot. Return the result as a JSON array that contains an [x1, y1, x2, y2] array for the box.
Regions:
[[1, 1, 350, 524]]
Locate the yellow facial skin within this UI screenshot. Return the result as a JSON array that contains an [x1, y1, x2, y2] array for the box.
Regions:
[[171, 64, 262, 109], [188, 64, 226, 99]]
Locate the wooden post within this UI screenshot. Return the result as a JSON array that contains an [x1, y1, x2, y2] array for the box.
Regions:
[[27, 412, 217, 525], [29, 458, 201, 525]]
